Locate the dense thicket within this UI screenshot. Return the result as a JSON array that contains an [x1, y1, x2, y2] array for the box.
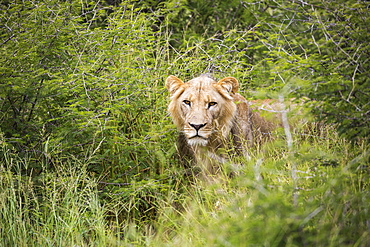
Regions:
[[160, 0, 370, 141], [0, 0, 369, 246], [1, 0, 369, 169]]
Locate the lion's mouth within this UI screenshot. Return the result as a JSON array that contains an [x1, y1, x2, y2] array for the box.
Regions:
[[187, 134, 209, 146], [189, 134, 208, 140]]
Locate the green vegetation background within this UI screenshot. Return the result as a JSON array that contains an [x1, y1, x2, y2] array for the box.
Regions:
[[0, 0, 369, 246]]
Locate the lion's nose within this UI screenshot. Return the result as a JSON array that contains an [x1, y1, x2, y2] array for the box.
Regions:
[[189, 123, 206, 131]]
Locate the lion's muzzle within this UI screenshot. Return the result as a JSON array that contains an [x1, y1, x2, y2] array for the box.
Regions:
[[189, 123, 206, 131], [185, 122, 211, 146]]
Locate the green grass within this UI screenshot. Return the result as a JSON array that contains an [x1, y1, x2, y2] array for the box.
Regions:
[[0, 151, 110, 246], [1, 124, 369, 246], [0, 1, 369, 246]]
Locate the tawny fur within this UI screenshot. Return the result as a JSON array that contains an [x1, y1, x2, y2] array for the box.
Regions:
[[165, 75, 277, 179]]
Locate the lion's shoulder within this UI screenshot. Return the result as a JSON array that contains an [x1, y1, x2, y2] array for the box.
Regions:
[[231, 95, 278, 145]]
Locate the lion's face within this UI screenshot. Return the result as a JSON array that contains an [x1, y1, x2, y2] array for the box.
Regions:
[[166, 75, 239, 147]]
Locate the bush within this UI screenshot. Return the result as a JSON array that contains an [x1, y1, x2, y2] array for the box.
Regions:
[[0, 0, 369, 246]]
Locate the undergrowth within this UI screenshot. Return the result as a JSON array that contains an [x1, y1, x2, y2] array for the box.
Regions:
[[0, 0, 369, 246], [1, 123, 369, 246]]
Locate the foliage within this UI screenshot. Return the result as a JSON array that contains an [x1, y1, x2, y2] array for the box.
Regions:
[[303, 1, 370, 142], [0, 0, 369, 246], [152, 131, 370, 246], [161, 0, 370, 142]]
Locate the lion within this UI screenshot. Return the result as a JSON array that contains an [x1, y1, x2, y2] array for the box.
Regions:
[[165, 74, 278, 181]]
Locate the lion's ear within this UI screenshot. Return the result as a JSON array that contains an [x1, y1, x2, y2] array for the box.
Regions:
[[166, 75, 185, 96], [217, 77, 239, 94]]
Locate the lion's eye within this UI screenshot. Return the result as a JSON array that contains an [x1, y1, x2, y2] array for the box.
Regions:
[[208, 102, 217, 108], [183, 100, 191, 106]]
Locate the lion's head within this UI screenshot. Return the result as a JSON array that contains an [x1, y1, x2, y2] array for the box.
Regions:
[[166, 75, 239, 147]]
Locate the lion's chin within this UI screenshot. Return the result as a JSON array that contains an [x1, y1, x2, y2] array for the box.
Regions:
[[187, 136, 209, 147]]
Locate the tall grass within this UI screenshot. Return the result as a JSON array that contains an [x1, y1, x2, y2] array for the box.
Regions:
[[0, 1, 369, 246], [149, 124, 370, 246], [3, 122, 368, 246], [0, 142, 112, 246]]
